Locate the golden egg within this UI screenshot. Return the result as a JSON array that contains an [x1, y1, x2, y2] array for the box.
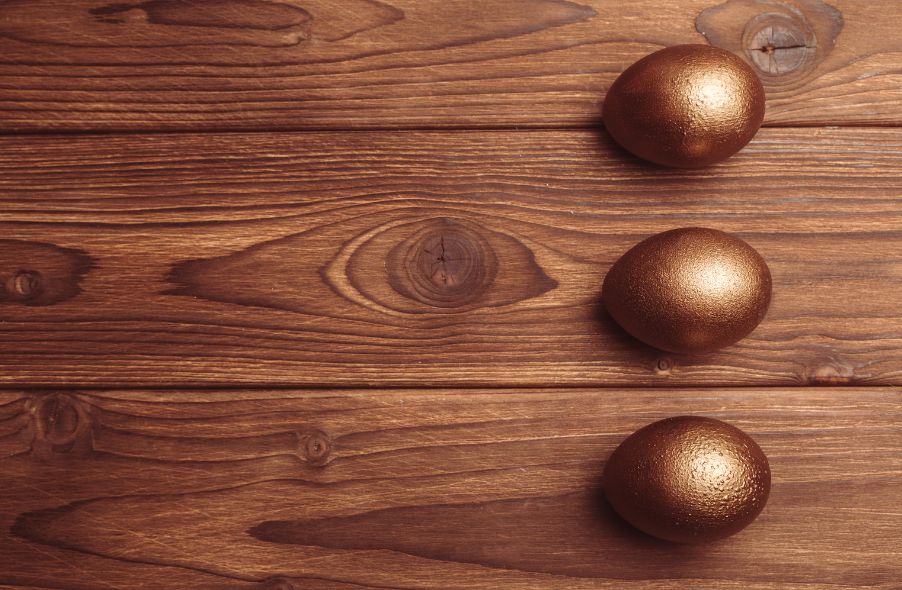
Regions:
[[604, 416, 771, 543], [602, 227, 771, 354], [603, 44, 765, 167]]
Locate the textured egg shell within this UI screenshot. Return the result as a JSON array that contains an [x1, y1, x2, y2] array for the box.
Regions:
[[602, 227, 771, 354], [603, 416, 771, 544], [603, 44, 765, 168]]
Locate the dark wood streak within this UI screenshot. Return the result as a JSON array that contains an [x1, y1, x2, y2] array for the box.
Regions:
[[1, 389, 899, 589], [0, 0, 589, 52], [248, 486, 900, 582], [0, 0, 899, 130], [88, 0, 311, 31], [0, 0, 405, 47], [0, 129, 899, 387]]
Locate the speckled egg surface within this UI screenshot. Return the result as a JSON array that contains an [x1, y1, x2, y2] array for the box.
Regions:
[[603, 44, 765, 168], [602, 227, 772, 354], [603, 416, 771, 544]]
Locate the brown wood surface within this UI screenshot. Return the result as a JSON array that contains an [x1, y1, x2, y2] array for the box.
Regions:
[[1, 388, 900, 590], [0, 0, 900, 132], [2, 1, 901, 588], [1, 127, 900, 387]]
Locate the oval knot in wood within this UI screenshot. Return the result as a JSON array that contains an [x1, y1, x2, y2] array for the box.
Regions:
[[807, 364, 854, 385], [8, 270, 44, 300], [352, 216, 557, 314], [393, 220, 497, 309], [655, 357, 674, 374], [0, 240, 95, 307], [30, 393, 92, 457], [298, 429, 332, 466], [743, 12, 816, 76], [696, 0, 843, 82]]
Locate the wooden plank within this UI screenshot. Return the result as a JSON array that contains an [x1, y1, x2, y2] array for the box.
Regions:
[[0, 0, 899, 132], [1, 128, 901, 388], [0, 388, 899, 589]]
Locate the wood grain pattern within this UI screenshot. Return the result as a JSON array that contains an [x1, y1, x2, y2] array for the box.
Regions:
[[1, 388, 899, 589], [2, 3, 900, 589], [0, 0, 900, 131], [1, 128, 900, 388]]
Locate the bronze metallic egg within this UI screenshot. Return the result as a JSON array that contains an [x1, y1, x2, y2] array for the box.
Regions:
[[603, 227, 771, 354], [603, 44, 765, 167], [603, 416, 771, 544]]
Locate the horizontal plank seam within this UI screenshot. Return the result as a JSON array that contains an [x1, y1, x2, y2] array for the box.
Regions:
[[2, 122, 902, 138], [5, 383, 901, 392]]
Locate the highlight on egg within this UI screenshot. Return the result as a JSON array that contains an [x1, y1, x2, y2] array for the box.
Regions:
[[603, 44, 765, 167], [602, 227, 771, 354], [603, 416, 771, 544]]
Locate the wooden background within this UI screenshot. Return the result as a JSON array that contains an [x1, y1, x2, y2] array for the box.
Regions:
[[0, 0, 900, 588]]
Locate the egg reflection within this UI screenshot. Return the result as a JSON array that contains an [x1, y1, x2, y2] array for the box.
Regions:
[[693, 71, 734, 113], [687, 447, 737, 490], [690, 257, 744, 300]]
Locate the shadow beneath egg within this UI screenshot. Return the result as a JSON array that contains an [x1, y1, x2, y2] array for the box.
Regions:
[[591, 114, 727, 181], [584, 475, 720, 572], [592, 293, 673, 372], [593, 115, 655, 171], [588, 478, 673, 550]]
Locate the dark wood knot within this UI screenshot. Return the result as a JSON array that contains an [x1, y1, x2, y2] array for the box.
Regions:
[[365, 216, 556, 314], [8, 270, 44, 300], [393, 219, 497, 309], [30, 392, 92, 456], [655, 357, 674, 374], [807, 364, 854, 385], [0, 240, 95, 306], [697, 0, 843, 82], [298, 429, 332, 466], [744, 13, 814, 75]]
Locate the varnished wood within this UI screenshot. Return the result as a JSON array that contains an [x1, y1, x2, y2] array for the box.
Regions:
[[0, 128, 900, 387], [1, 2, 900, 588], [1, 388, 899, 589], [0, 0, 900, 131]]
